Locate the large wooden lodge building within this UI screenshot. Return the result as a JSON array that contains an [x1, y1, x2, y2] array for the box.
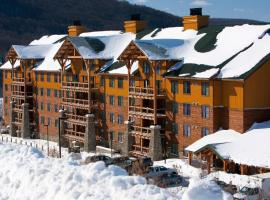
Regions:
[[2, 9, 270, 160]]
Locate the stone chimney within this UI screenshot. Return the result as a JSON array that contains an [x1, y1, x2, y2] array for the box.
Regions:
[[183, 8, 209, 31], [68, 20, 87, 37], [124, 14, 147, 33]]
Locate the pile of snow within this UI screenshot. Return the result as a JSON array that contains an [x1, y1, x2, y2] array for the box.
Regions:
[[0, 142, 178, 200], [182, 179, 232, 200], [186, 129, 241, 153], [208, 171, 263, 189]]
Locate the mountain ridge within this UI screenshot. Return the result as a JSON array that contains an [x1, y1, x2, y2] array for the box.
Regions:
[[0, 0, 266, 58]]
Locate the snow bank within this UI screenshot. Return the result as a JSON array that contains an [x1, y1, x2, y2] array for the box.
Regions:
[[182, 179, 233, 200], [0, 142, 177, 200]]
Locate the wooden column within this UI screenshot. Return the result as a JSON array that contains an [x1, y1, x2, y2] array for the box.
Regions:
[[223, 160, 229, 172], [152, 61, 157, 125], [126, 60, 131, 120], [188, 152, 193, 165], [207, 156, 211, 174], [240, 164, 248, 175], [85, 60, 93, 114]]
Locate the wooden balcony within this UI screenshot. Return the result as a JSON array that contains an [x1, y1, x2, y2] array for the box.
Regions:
[[129, 106, 166, 120], [62, 82, 88, 91], [65, 113, 87, 126], [131, 126, 151, 139], [12, 91, 33, 98], [62, 98, 99, 109], [131, 145, 149, 156], [64, 129, 84, 142], [12, 78, 31, 85], [129, 87, 166, 99]]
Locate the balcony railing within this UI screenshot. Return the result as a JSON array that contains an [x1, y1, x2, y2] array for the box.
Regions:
[[131, 126, 151, 138], [12, 78, 31, 84], [129, 87, 165, 97], [65, 113, 86, 123], [62, 82, 88, 90], [65, 129, 84, 139], [12, 91, 33, 97], [62, 98, 89, 107], [132, 145, 149, 156]]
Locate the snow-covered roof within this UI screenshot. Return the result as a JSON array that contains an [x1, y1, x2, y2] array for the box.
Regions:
[[187, 120, 270, 168], [68, 32, 135, 60], [30, 35, 66, 45], [11, 44, 53, 59], [140, 25, 270, 79], [213, 121, 270, 168], [186, 129, 241, 153]]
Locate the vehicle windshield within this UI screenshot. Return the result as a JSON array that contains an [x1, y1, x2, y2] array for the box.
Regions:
[[240, 187, 259, 195]]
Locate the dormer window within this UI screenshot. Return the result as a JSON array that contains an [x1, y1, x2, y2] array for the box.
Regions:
[[143, 62, 150, 74]]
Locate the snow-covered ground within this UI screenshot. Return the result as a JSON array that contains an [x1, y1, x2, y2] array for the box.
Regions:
[[0, 141, 233, 200]]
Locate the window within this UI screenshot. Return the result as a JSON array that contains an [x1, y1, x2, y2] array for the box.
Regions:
[[90, 64, 96, 71], [171, 81, 178, 94], [183, 81, 191, 94], [82, 63, 86, 71], [54, 104, 58, 112], [109, 113, 114, 123], [118, 115, 123, 124], [54, 74, 58, 82], [130, 97, 135, 106], [109, 78, 115, 88], [109, 131, 115, 141], [47, 103, 51, 112], [41, 73, 44, 81], [55, 119, 58, 127], [172, 102, 178, 114], [5, 84, 8, 91], [130, 79, 135, 87], [202, 105, 210, 119], [47, 73, 51, 82], [100, 77, 105, 87], [54, 90, 58, 98], [171, 144, 179, 156], [41, 116, 45, 124], [101, 111, 106, 122], [47, 118, 51, 126], [100, 94, 105, 103], [183, 124, 191, 137], [143, 62, 150, 74], [118, 78, 123, 88], [118, 96, 123, 106], [202, 82, 209, 96], [40, 102, 44, 110], [34, 72, 38, 81], [40, 88, 44, 96], [118, 132, 124, 143], [109, 96, 115, 105], [73, 75, 79, 82], [172, 122, 178, 134], [156, 65, 161, 75], [201, 127, 209, 137], [47, 89, 51, 97], [183, 103, 191, 116]]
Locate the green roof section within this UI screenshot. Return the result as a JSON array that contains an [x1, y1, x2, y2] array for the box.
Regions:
[[194, 25, 225, 53]]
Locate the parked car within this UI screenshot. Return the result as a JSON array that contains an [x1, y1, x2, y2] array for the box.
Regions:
[[216, 180, 237, 195], [149, 173, 182, 188], [145, 166, 177, 178], [85, 155, 113, 166]]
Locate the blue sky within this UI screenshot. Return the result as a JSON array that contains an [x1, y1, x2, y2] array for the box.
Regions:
[[126, 0, 269, 22]]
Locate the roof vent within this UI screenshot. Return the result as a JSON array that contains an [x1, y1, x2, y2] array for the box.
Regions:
[[190, 8, 202, 16], [73, 20, 82, 26], [130, 14, 141, 21]]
